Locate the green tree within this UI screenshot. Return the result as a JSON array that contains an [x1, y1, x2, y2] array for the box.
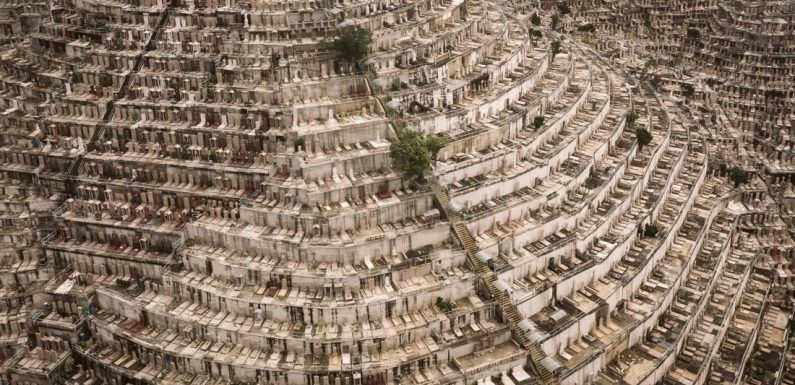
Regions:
[[636, 127, 652, 150], [686, 28, 700, 41], [293, 137, 305, 152], [424, 136, 448, 158], [391, 134, 429, 181], [330, 26, 372, 64], [63, 357, 75, 374], [682, 83, 695, 98], [765, 89, 786, 99], [533, 116, 545, 129], [729, 166, 748, 187], [551, 13, 560, 30], [531, 12, 541, 26], [626, 110, 639, 126], [765, 90, 787, 99], [643, 224, 658, 238], [436, 297, 453, 312], [558, 1, 571, 16], [551, 40, 561, 60], [577, 23, 595, 33], [390, 131, 447, 181]]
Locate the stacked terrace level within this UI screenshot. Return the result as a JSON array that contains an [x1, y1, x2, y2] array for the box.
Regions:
[[0, 35, 65, 310], [575, 171, 778, 385], [689, 1, 795, 209], [0, 1, 762, 385], [568, 0, 795, 219], [400, 2, 737, 382], [34, 0, 178, 281], [27, 0, 537, 385], [0, 0, 62, 374], [62, 2, 720, 385], [542, 3, 795, 383], [704, 192, 790, 385], [591, 205, 743, 385], [373, 1, 652, 381], [509, 95, 707, 384], [740, 303, 793, 385], [0, 1, 48, 44], [692, 271, 770, 385]]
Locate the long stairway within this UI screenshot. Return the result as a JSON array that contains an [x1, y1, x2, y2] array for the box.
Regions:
[[431, 182, 559, 385], [61, 6, 174, 190]]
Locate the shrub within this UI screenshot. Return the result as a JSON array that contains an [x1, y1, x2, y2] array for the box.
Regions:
[[765, 89, 786, 99], [730, 166, 748, 187], [63, 357, 75, 374], [330, 26, 372, 64], [551, 40, 561, 60], [558, 1, 572, 16], [682, 83, 695, 98], [293, 138, 305, 152], [436, 297, 453, 312], [636, 127, 652, 150], [531, 12, 541, 26], [626, 110, 639, 126], [643, 224, 658, 238], [533, 116, 545, 129]]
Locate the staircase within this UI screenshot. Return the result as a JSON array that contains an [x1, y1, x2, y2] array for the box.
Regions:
[[430, 182, 560, 385], [430, 183, 487, 272], [63, 6, 174, 189]]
